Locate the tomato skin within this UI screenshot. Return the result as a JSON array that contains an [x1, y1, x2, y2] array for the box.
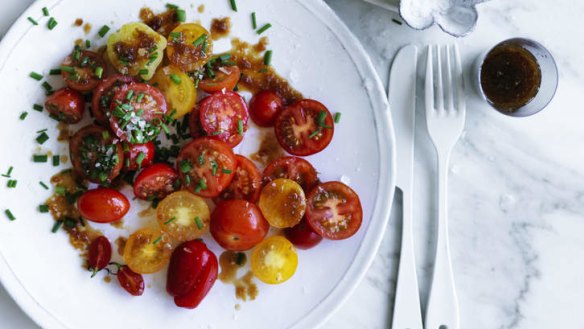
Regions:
[[77, 188, 130, 223], [117, 265, 145, 296], [284, 219, 323, 250], [263, 156, 320, 192], [167, 240, 218, 309], [91, 75, 135, 126], [249, 91, 284, 127], [45, 88, 85, 124], [199, 91, 249, 148], [251, 236, 298, 284], [133, 163, 178, 200], [166, 23, 213, 72], [274, 99, 334, 156], [124, 228, 173, 274], [188, 106, 206, 139], [87, 236, 112, 272], [258, 178, 306, 229], [61, 49, 105, 92], [210, 200, 270, 251], [305, 181, 363, 240], [123, 142, 155, 171], [199, 66, 241, 94], [213, 155, 262, 204]]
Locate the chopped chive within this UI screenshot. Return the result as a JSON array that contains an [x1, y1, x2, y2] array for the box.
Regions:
[[126, 90, 134, 101], [52, 155, 60, 167], [85, 39, 91, 48], [39, 181, 49, 190], [317, 110, 327, 126], [36, 132, 49, 145], [49, 68, 61, 75], [193, 33, 207, 47], [136, 93, 145, 103], [51, 220, 63, 233], [185, 174, 191, 185], [1, 166, 13, 178], [166, 3, 178, 9], [55, 186, 66, 195], [152, 236, 163, 244], [211, 162, 217, 176], [194, 216, 203, 229], [237, 119, 244, 135], [222, 168, 232, 174], [176, 9, 186, 22], [138, 68, 149, 76], [257, 23, 272, 35], [229, 0, 238, 11], [27, 17, 38, 25], [42, 7, 49, 16], [334, 112, 342, 123], [6, 180, 17, 188], [263, 50, 273, 66], [164, 217, 177, 225], [47, 17, 58, 30], [64, 218, 76, 229], [135, 152, 146, 169], [251, 12, 257, 29], [94, 66, 103, 79], [211, 130, 221, 136], [39, 204, 50, 213], [29, 71, 43, 81], [60, 66, 75, 73], [309, 129, 321, 139], [42, 81, 53, 95], [161, 123, 170, 134], [33, 154, 48, 162], [169, 74, 181, 84], [5, 210, 15, 221], [98, 25, 110, 38], [198, 153, 205, 165], [19, 112, 28, 120], [33, 104, 44, 112], [179, 159, 192, 173], [169, 31, 181, 43]]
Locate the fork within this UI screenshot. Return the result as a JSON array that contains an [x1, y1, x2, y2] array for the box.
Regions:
[[424, 44, 465, 329]]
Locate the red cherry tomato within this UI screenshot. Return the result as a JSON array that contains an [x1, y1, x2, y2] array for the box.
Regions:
[[167, 240, 218, 309], [199, 91, 248, 148], [249, 90, 284, 127], [188, 106, 206, 139], [61, 48, 105, 92], [44, 88, 85, 124], [176, 138, 237, 198], [123, 142, 155, 171], [117, 265, 145, 296], [284, 219, 323, 250], [263, 156, 320, 192], [133, 163, 178, 201], [210, 200, 270, 251], [109, 83, 168, 144], [87, 236, 112, 273], [305, 181, 362, 240], [213, 155, 262, 203], [69, 125, 124, 184], [77, 188, 130, 223], [199, 66, 241, 93], [91, 74, 135, 126], [274, 99, 334, 156]]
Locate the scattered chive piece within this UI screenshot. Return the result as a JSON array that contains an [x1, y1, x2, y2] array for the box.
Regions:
[[180, 160, 192, 173], [39, 204, 50, 213], [229, 0, 238, 11], [237, 119, 243, 135], [152, 236, 163, 244], [52, 155, 60, 167], [47, 17, 58, 30], [5, 210, 15, 221], [98, 25, 110, 38], [309, 129, 321, 139], [317, 110, 326, 126], [198, 153, 205, 165], [222, 168, 232, 174], [136, 93, 145, 103], [33, 104, 44, 112], [55, 186, 66, 195], [51, 220, 63, 233], [263, 50, 273, 66], [334, 112, 342, 123], [94, 66, 103, 79], [251, 12, 257, 29], [85, 39, 91, 48], [257, 23, 272, 35], [36, 132, 49, 145], [29, 71, 43, 81], [235, 252, 245, 266], [211, 131, 222, 136], [193, 34, 207, 47], [136, 152, 146, 169], [194, 216, 203, 229], [42, 7, 49, 16], [28, 17, 38, 25], [33, 154, 48, 162], [126, 90, 134, 101], [42, 81, 53, 95], [39, 181, 49, 190], [1, 166, 13, 178], [49, 68, 61, 75], [161, 123, 170, 135], [185, 174, 191, 185], [176, 9, 186, 22], [392, 18, 403, 25], [169, 74, 181, 84], [169, 31, 181, 42], [166, 3, 178, 9], [138, 68, 149, 76], [6, 180, 17, 188], [60, 66, 75, 73], [164, 216, 177, 225], [19, 112, 28, 120]]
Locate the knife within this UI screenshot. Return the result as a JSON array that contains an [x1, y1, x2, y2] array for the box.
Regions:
[[388, 45, 423, 329]]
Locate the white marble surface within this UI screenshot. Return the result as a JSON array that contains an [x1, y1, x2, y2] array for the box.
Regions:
[[2, 0, 584, 328]]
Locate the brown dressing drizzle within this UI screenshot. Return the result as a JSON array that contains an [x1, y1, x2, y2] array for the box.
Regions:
[[218, 251, 258, 301], [57, 122, 71, 141], [74, 18, 83, 27], [83, 23, 92, 34], [140, 7, 180, 37], [210, 17, 231, 40], [115, 237, 127, 256], [103, 276, 112, 283], [197, 4, 205, 13], [250, 130, 284, 167]]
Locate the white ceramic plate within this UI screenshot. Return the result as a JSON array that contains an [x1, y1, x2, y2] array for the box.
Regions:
[[0, 0, 395, 328]]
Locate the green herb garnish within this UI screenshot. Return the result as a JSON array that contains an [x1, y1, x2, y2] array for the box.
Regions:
[[257, 23, 272, 34], [98, 25, 110, 38]]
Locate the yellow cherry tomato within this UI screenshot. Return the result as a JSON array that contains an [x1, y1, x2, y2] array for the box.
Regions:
[[251, 236, 298, 284], [106, 22, 167, 80], [258, 178, 306, 228], [123, 227, 172, 274], [166, 23, 213, 72], [150, 66, 197, 118], [156, 191, 210, 243]]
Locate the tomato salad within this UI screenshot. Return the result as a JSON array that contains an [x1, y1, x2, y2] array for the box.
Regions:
[[33, 4, 361, 308]]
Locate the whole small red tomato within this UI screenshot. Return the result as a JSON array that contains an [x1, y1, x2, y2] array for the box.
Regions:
[[117, 265, 145, 296], [44, 88, 85, 124], [210, 200, 270, 251], [123, 142, 155, 171], [77, 188, 130, 223], [88, 236, 112, 276], [284, 219, 323, 250], [249, 90, 284, 127]]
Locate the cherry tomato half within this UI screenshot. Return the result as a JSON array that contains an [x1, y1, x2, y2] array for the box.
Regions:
[[263, 156, 319, 192], [188, 106, 206, 139], [149, 65, 197, 118], [61, 48, 104, 92], [117, 265, 145, 296], [92, 75, 135, 126], [258, 178, 306, 229], [284, 219, 323, 250], [45, 88, 85, 124], [199, 65, 241, 94], [199, 91, 249, 148], [176, 138, 237, 198], [274, 99, 334, 156], [156, 191, 210, 243], [166, 23, 213, 72], [249, 90, 284, 127], [210, 200, 270, 251], [123, 228, 173, 274], [251, 236, 298, 284], [123, 142, 155, 171], [77, 188, 130, 223], [214, 155, 262, 204], [87, 236, 112, 273], [133, 163, 179, 201], [305, 181, 363, 240]]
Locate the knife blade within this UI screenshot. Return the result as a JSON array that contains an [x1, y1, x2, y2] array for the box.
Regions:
[[388, 44, 423, 329]]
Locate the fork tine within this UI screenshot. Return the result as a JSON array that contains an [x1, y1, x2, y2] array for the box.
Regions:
[[425, 45, 434, 113], [435, 45, 444, 112], [444, 45, 454, 112], [452, 44, 466, 113]]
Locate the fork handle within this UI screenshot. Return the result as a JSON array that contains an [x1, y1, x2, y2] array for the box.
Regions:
[[426, 151, 460, 329]]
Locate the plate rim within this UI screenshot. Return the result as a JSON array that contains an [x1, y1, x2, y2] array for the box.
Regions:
[[0, 1, 397, 328]]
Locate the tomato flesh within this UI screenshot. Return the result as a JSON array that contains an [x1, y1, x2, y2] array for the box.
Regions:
[[199, 65, 241, 93], [263, 156, 319, 192], [77, 188, 130, 223], [149, 65, 197, 118], [199, 91, 249, 148], [45, 88, 85, 124], [123, 142, 155, 171], [210, 200, 270, 251], [305, 181, 363, 240], [61, 48, 104, 92], [117, 265, 145, 296], [166, 23, 213, 72], [156, 191, 210, 243], [188, 106, 206, 139], [258, 178, 306, 229], [214, 155, 262, 203], [133, 163, 179, 200], [123, 228, 172, 274], [251, 236, 298, 284], [87, 236, 112, 272], [249, 90, 284, 127], [92, 75, 135, 126]]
